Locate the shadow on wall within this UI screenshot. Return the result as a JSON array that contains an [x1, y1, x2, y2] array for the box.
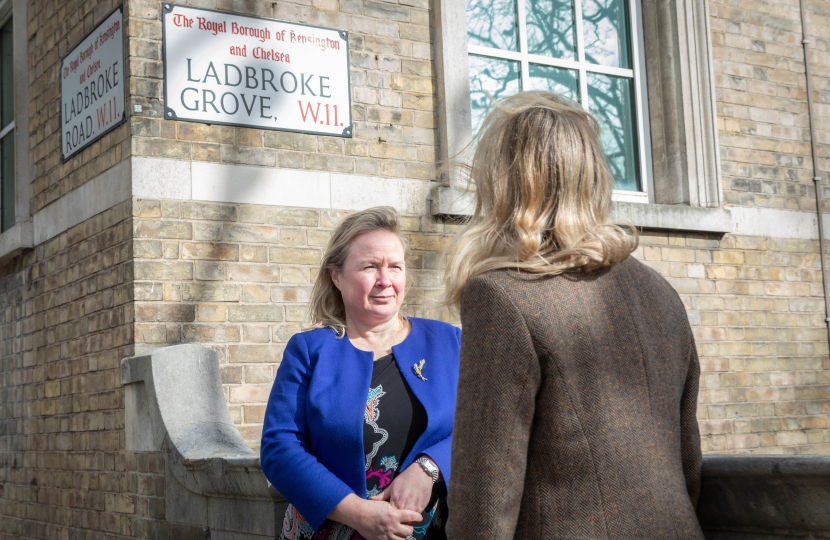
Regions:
[[121, 345, 830, 539]]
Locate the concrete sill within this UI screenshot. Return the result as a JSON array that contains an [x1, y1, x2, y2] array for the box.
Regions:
[[0, 221, 34, 264], [430, 186, 732, 235], [611, 201, 732, 234]]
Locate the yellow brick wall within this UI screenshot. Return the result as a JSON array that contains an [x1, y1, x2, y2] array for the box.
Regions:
[[2, 0, 830, 538], [711, 0, 830, 210], [129, 200, 830, 455], [30, 0, 131, 213], [127, 0, 439, 180]]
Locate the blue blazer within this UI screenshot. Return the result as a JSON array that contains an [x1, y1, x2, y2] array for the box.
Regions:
[[260, 317, 461, 531]]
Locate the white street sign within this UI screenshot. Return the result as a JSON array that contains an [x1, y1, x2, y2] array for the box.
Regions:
[[60, 5, 126, 161], [163, 4, 352, 137]]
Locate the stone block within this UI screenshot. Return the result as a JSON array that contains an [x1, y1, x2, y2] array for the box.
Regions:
[[228, 305, 284, 323], [229, 345, 284, 363], [135, 262, 194, 281], [269, 247, 322, 265], [182, 284, 240, 302], [182, 243, 240, 261], [227, 264, 281, 283]]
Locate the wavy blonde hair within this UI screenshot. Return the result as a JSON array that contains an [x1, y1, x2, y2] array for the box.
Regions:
[[443, 91, 639, 306], [309, 206, 410, 337]]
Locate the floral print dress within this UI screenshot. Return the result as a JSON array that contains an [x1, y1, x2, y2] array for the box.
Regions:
[[280, 353, 446, 540]]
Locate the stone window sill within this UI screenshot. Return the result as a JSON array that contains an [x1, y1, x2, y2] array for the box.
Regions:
[[0, 220, 34, 263], [430, 185, 732, 234]]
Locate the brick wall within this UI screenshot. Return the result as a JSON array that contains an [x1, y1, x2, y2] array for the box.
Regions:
[[30, 0, 131, 214], [0, 203, 141, 539], [130, 198, 830, 455], [2, 0, 830, 537], [127, 0, 439, 181], [131, 199, 456, 448], [711, 0, 830, 210]]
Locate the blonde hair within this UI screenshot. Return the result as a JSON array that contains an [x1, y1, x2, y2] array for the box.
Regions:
[[309, 206, 410, 337], [443, 91, 638, 306]]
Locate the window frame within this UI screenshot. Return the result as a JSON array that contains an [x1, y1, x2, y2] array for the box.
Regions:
[[0, 0, 32, 262], [466, 0, 653, 202], [431, 0, 722, 217]]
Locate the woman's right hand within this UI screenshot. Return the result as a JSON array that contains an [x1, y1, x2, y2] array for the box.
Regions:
[[357, 499, 423, 540], [329, 494, 422, 540]]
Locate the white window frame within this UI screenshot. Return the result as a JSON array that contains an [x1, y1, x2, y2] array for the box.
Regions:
[[466, 0, 652, 203], [0, 0, 32, 262], [432, 0, 724, 229]]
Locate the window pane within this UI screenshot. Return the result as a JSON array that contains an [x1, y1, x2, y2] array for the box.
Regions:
[[527, 64, 579, 102], [467, 0, 518, 52], [1, 18, 12, 128], [582, 0, 631, 68], [587, 73, 639, 191], [1, 132, 14, 232], [526, 0, 577, 60], [469, 55, 520, 135]]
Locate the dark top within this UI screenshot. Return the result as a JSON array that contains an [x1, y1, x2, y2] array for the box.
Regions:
[[447, 257, 704, 539], [280, 353, 446, 540]]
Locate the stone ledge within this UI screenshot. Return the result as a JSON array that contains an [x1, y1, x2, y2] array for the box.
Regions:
[[0, 220, 33, 263], [699, 454, 830, 538], [430, 186, 733, 234], [612, 201, 732, 234]]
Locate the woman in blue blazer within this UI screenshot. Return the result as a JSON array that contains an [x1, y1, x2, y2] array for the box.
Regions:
[[261, 207, 461, 540]]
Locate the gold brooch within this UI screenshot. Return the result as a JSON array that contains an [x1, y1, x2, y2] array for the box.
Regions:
[[412, 359, 427, 381]]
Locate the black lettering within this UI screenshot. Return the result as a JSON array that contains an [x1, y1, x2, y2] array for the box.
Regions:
[[301, 74, 316, 96], [240, 94, 256, 115], [259, 96, 271, 119], [261, 68, 278, 92], [225, 64, 242, 86], [90, 81, 98, 103], [97, 74, 105, 96], [187, 59, 200, 82], [280, 72, 297, 93], [84, 87, 90, 108], [319, 76, 331, 98], [65, 132, 71, 153], [245, 67, 258, 89], [182, 88, 199, 111], [203, 62, 221, 85], [112, 61, 118, 86], [202, 89, 219, 113], [105, 67, 113, 91], [220, 92, 239, 114]]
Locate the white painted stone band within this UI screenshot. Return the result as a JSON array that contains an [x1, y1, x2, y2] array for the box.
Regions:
[[133, 157, 432, 215], [12, 157, 830, 257]]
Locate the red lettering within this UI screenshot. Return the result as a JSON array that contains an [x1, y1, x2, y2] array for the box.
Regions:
[[298, 101, 321, 123]]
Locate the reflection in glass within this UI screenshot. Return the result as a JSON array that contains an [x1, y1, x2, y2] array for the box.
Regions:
[[467, 0, 518, 52], [1, 18, 12, 128], [582, 0, 631, 68], [587, 73, 639, 191], [469, 55, 520, 135], [526, 0, 576, 60], [1, 132, 13, 231], [526, 64, 579, 102]]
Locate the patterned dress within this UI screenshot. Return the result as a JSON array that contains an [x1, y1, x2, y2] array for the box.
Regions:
[[280, 353, 446, 540]]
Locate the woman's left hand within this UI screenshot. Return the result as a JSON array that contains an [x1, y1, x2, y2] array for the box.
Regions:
[[370, 460, 435, 514]]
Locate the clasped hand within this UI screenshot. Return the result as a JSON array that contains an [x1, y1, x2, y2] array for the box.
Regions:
[[360, 463, 434, 540]]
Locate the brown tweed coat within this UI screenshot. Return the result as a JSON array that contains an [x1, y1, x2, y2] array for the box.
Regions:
[[447, 257, 704, 539]]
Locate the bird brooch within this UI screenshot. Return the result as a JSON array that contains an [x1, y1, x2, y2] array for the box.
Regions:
[[412, 359, 427, 381]]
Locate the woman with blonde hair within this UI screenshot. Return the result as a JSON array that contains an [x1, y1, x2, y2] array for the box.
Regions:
[[261, 207, 460, 540], [444, 92, 704, 539]]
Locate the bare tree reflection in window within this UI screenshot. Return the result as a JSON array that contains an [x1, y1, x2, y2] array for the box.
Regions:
[[588, 74, 639, 191], [582, 0, 631, 68], [467, 0, 519, 51], [526, 0, 577, 60], [469, 56, 521, 134], [526, 64, 579, 102]]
